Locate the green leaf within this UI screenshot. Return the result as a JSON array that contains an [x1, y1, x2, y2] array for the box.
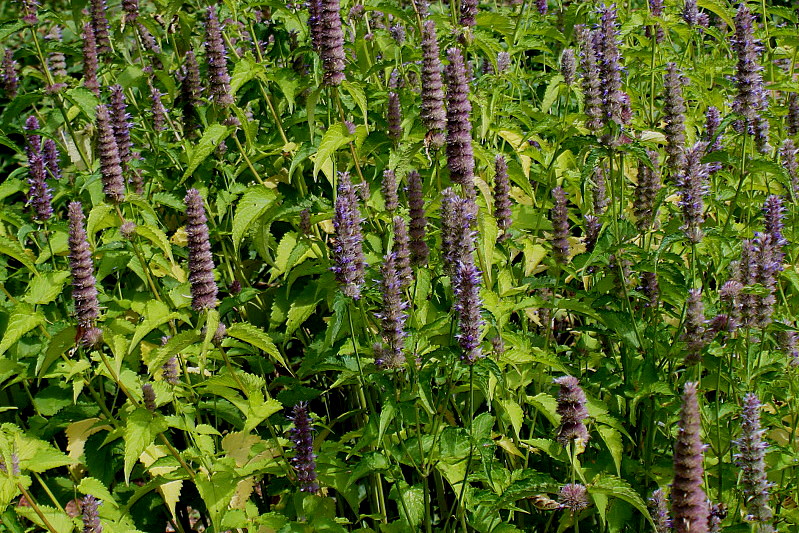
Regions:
[[313, 122, 354, 180], [0, 234, 38, 276], [86, 203, 118, 247], [589, 474, 654, 528], [232, 185, 278, 252], [145, 330, 201, 375], [182, 124, 229, 181], [77, 477, 117, 508], [596, 424, 623, 476], [230, 57, 264, 96], [286, 283, 321, 336], [0, 304, 45, 356], [64, 87, 100, 121], [22, 271, 70, 305], [195, 469, 240, 531], [225, 322, 288, 369], [14, 505, 74, 533], [541, 74, 564, 113], [498, 399, 524, 437], [0, 21, 24, 43], [128, 300, 182, 355], [124, 408, 168, 483], [135, 224, 175, 263]]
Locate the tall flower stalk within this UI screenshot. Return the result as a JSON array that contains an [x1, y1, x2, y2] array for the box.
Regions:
[[376, 253, 408, 368], [289, 403, 320, 493], [732, 3, 770, 153], [95, 104, 126, 203], [445, 48, 475, 189], [331, 172, 366, 299], [735, 393, 774, 532], [318, 0, 346, 86], [420, 21, 446, 149], [68, 202, 102, 348], [671, 382, 709, 533], [184, 189, 219, 311], [205, 6, 234, 107]]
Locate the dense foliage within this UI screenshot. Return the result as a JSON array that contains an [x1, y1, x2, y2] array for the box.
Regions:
[[0, 0, 798, 531]]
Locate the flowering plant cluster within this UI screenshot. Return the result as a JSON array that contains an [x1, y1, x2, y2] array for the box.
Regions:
[[0, 0, 798, 532]]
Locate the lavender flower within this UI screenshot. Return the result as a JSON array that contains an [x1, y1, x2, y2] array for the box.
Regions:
[[551, 186, 570, 265], [664, 63, 687, 174], [763, 195, 787, 250], [597, 5, 631, 130], [441, 188, 477, 276], [494, 155, 512, 240], [122, 0, 139, 22], [682, 0, 708, 27], [752, 232, 780, 328], [682, 289, 707, 365], [496, 51, 511, 74], [81, 494, 102, 533], [459, 0, 478, 27], [781, 140, 798, 195], [649, 489, 672, 533], [735, 393, 774, 531], [205, 6, 234, 107], [180, 51, 202, 134], [95, 104, 126, 203], [319, 0, 346, 86], [376, 253, 408, 368], [408, 170, 429, 265], [554, 375, 590, 448], [672, 382, 709, 533], [579, 28, 603, 131], [68, 202, 102, 348], [634, 150, 661, 230], [289, 403, 319, 493], [150, 82, 167, 131], [788, 93, 799, 136], [89, 0, 111, 55], [331, 172, 366, 299], [732, 3, 770, 153], [560, 48, 576, 86], [420, 21, 446, 149], [308, 0, 323, 51], [43, 139, 62, 182], [142, 383, 156, 411], [677, 142, 709, 243], [82, 24, 100, 97], [382, 169, 398, 211], [389, 24, 405, 44], [110, 85, 133, 172], [23, 117, 52, 222], [1, 49, 18, 99], [559, 484, 589, 512], [445, 48, 475, 189], [453, 259, 484, 363], [387, 90, 402, 142], [592, 165, 608, 215], [184, 189, 219, 311], [392, 216, 413, 289]]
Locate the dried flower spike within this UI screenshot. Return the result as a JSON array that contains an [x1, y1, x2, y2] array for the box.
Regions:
[[185, 189, 219, 311]]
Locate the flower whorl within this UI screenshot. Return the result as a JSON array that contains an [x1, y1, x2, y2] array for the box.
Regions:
[[24, 117, 52, 222], [597, 5, 631, 129], [89, 0, 111, 54], [579, 28, 603, 131], [672, 382, 709, 533], [331, 172, 366, 299], [95, 104, 126, 203], [68, 202, 102, 348], [445, 48, 475, 189], [408, 170, 429, 266], [319, 0, 346, 86], [663, 63, 687, 175], [677, 143, 709, 243], [110, 85, 133, 172], [453, 259, 484, 363], [441, 188, 477, 276], [634, 150, 661, 230], [289, 403, 320, 493], [184, 189, 219, 311], [376, 253, 408, 368], [205, 6, 234, 107], [735, 393, 774, 531], [649, 489, 672, 533], [493, 154, 512, 240], [420, 20, 446, 149], [551, 186, 570, 264], [82, 23, 100, 96], [382, 169, 398, 211], [554, 376, 590, 448], [732, 3, 770, 153]]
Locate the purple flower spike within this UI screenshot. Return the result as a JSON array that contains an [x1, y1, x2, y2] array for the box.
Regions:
[[551, 186, 570, 265], [82, 24, 100, 97], [150, 81, 167, 131], [22, 0, 39, 25], [664, 63, 687, 175], [561, 49, 576, 86], [95, 104, 126, 203], [677, 142, 709, 243], [647, 0, 665, 41], [319, 0, 346, 86], [205, 6, 234, 107], [382, 169, 398, 211], [122, 0, 139, 22], [459, 0, 478, 27], [331, 172, 366, 299], [780, 140, 798, 196], [387, 90, 402, 142], [289, 403, 320, 493], [445, 48, 475, 189], [308, 0, 323, 51], [81, 494, 102, 533], [89, 0, 111, 55], [597, 5, 631, 130], [392, 216, 413, 289], [142, 383, 156, 411], [788, 93, 799, 136], [441, 188, 477, 277], [185, 189, 218, 311], [2, 49, 18, 99], [671, 382, 709, 533], [537, 0, 548, 15], [682, 289, 708, 365], [649, 488, 672, 533], [110, 85, 134, 172], [554, 375, 590, 448], [453, 259, 484, 363], [592, 165, 608, 215], [421, 21, 446, 149], [376, 253, 408, 368], [23, 116, 51, 221], [732, 3, 770, 153], [735, 393, 774, 531], [43, 139, 62, 182], [634, 150, 661, 231], [408, 170, 429, 266], [68, 202, 102, 348], [494, 155, 512, 240], [579, 28, 603, 131]]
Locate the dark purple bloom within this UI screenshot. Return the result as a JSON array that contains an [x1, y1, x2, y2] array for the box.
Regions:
[[21, 0, 39, 24], [376, 253, 408, 368], [735, 393, 774, 531], [382, 169, 398, 211], [289, 403, 320, 493], [579, 28, 603, 131], [649, 489, 672, 533], [392, 216, 413, 289], [732, 3, 770, 153], [752, 232, 780, 328], [647, 0, 665, 41], [95, 104, 126, 203], [561, 49, 576, 86], [597, 5, 631, 130], [205, 6, 234, 107], [554, 375, 589, 448], [445, 48, 475, 189], [677, 142, 709, 243], [142, 383, 156, 411], [494, 154, 512, 240], [537, 0, 548, 15], [584, 214, 600, 253], [781, 140, 798, 195], [788, 93, 799, 136], [185, 189, 219, 311], [640, 271, 659, 308], [122, 0, 139, 22], [441, 188, 477, 277], [763, 195, 787, 250], [389, 24, 405, 44], [420, 21, 446, 149], [82, 24, 100, 97], [81, 494, 102, 533], [110, 85, 134, 172], [408, 170, 429, 265], [592, 165, 608, 215], [68, 202, 102, 348], [559, 484, 589, 512], [453, 259, 484, 363], [308, 0, 323, 51], [682, 289, 708, 365], [387, 90, 402, 142], [179, 51, 202, 135], [551, 186, 570, 265], [299, 209, 312, 235], [664, 63, 687, 174], [672, 382, 709, 533], [319, 0, 346, 86], [703, 106, 723, 172], [43, 139, 62, 182], [682, 0, 708, 27], [1, 49, 18, 99], [23, 117, 52, 222], [459, 0, 478, 27], [331, 172, 366, 299], [89, 0, 111, 55], [634, 150, 661, 230]]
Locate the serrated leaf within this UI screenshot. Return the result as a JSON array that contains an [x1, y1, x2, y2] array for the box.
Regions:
[[23, 271, 70, 305], [128, 300, 182, 355], [64, 87, 99, 120], [230, 57, 264, 96], [232, 185, 278, 252], [596, 424, 623, 476], [77, 477, 117, 508], [589, 474, 654, 528], [182, 124, 229, 181], [124, 409, 168, 483], [0, 234, 38, 276], [145, 330, 201, 375], [195, 469, 240, 530], [225, 323, 287, 369], [498, 399, 524, 437], [86, 203, 118, 247], [541, 74, 564, 113], [14, 505, 74, 533], [0, 304, 45, 356], [135, 224, 175, 263], [313, 122, 354, 180], [152, 192, 185, 210]]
